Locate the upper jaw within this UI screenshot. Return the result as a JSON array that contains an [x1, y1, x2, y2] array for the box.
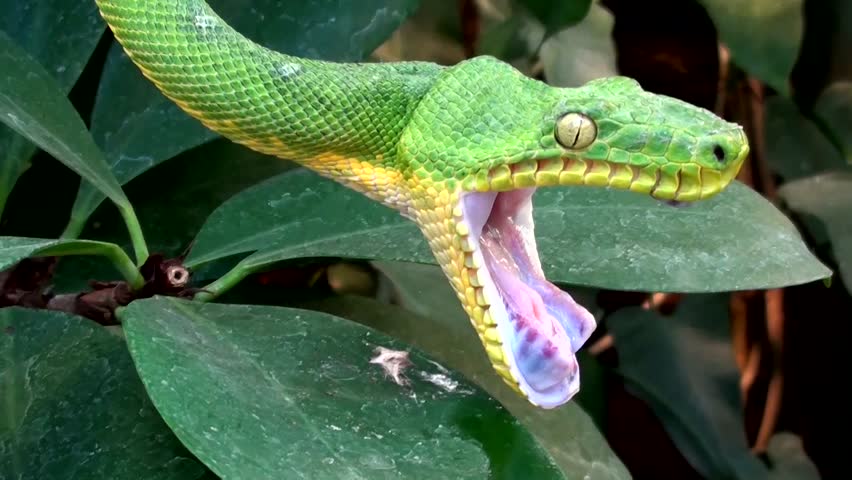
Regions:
[[461, 154, 743, 204]]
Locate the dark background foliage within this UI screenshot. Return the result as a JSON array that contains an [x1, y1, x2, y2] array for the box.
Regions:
[[1, 0, 848, 479]]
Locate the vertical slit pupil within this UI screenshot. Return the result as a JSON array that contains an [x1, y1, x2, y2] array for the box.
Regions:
[[572, 124, 582, 147]]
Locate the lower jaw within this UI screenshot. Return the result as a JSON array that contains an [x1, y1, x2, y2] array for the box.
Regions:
[[456, 188, 597, 408]]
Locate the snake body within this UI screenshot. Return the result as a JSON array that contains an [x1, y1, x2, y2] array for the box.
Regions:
[[95, 0, 749, 408]]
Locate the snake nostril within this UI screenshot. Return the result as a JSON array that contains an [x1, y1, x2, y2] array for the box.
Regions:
[[712, 144, 725, 162]]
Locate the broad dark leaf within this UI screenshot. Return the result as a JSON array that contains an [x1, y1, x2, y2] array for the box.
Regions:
[[607, 295, 763, 479], [607, 295, 819, 479], [697, 0, 803, 95], [0, 307, 207, 480], [0, 31, 131, 215], [765, 96, 847, 181], [118, 297, 563, 479], [186, 168, 829, 295], [372, 1, 466, 65], [72, 0, 422, 223], [539, 2, 617, 88], [297, 260, 629, 479], [516, 0, 593, 35], [779, 169, 852, 294], [815, 82, 852, 163], [0, 0, 104, 214], [765, 434, 821, 480], [0, 236, 140, 287]]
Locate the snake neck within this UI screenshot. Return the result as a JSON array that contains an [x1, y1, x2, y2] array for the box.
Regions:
[[96, 0, 444, 211]]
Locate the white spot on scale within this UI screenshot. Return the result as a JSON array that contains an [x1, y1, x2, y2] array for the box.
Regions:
[[276, 63, 302, 78], [194, 14, 216, 31]]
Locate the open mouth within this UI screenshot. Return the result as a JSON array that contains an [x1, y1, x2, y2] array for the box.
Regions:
[[450, 150, 746, 407], [459, 188, 597, 408]]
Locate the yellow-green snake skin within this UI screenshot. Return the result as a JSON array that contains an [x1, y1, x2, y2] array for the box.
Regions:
[[95, 0, 749, 408]]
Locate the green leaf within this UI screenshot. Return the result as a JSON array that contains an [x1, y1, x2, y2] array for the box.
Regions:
[[778, 169, 852, 294], [297, 260, 629, 479], [697, 0, 803, 95], [0, 1, 103, 89], [0, 236, 143, 289], [765, 433, 821, 480], [71, 0, 422, 226], [0, 307, 207, 480], [52, 139, 294, 293], [475, 15, 533, 65], [0, 31, 147, 262], [607, 295, 762, 479], [0, 0, 104, 215], [606, 295, 815, 480], [815, 82, 852, 163], [539, 2, 617, 88], [187, 168, 829, 297], [118, 297, 564, 479], [516, 0, 593, 36], [0, 30, 130, 212], [372, 1, 466, 65], [765, 95, 847, 181]]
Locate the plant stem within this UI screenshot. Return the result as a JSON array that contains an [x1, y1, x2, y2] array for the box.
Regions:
[[37, 241, 146, 290], [62, 204, 149, 267], [194, 264, 253, 302], [102, 244, 146, 290], [60, 214, 86, 240], [118, 205, 149, 265]]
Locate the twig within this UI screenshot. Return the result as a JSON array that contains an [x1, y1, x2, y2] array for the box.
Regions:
[[459, 0, 480, 58], [714, 45, 730, 115], [754, 289, 785, 453], [0, 253, 196, 325], [733, 76, 786, 453], [587, 334, 614, 356], [642, 292, 683, 315]]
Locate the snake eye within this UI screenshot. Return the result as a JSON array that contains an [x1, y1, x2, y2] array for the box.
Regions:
[[555, 112, 597, 150]]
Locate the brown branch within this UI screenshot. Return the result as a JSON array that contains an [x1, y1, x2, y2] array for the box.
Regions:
[[0, 253, 197, 325], [643, 292, 683, 315], [459, 0, 480, 59], [746, 78, 786, 453], [587, 334, 614, 356], [753, 288, 785, 453], [714, 45, 730, 116]]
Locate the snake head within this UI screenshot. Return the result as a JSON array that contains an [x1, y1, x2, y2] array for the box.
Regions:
[[398, 56, 749, 408], [542, 75, 749, 201]]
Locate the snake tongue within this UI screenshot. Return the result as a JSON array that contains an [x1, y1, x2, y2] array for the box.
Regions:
[[464, 189, 597, 408]]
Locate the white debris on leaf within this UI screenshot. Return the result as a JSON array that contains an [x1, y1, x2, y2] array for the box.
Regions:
[[426, 359, 450, 374], [369, 346, 412, 386], [419, 372, 460, 393]]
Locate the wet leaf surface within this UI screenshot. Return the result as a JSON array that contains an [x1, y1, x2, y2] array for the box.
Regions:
[[187, 168, 829, 293], [119, 296, 563, 479], [0, 307, 206, 480]]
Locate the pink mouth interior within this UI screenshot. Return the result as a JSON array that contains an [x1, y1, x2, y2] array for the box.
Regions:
[[463, 189, 597, 408]]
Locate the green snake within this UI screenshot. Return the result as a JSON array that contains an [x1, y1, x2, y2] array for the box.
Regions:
[[95, 0, 749, 409]]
